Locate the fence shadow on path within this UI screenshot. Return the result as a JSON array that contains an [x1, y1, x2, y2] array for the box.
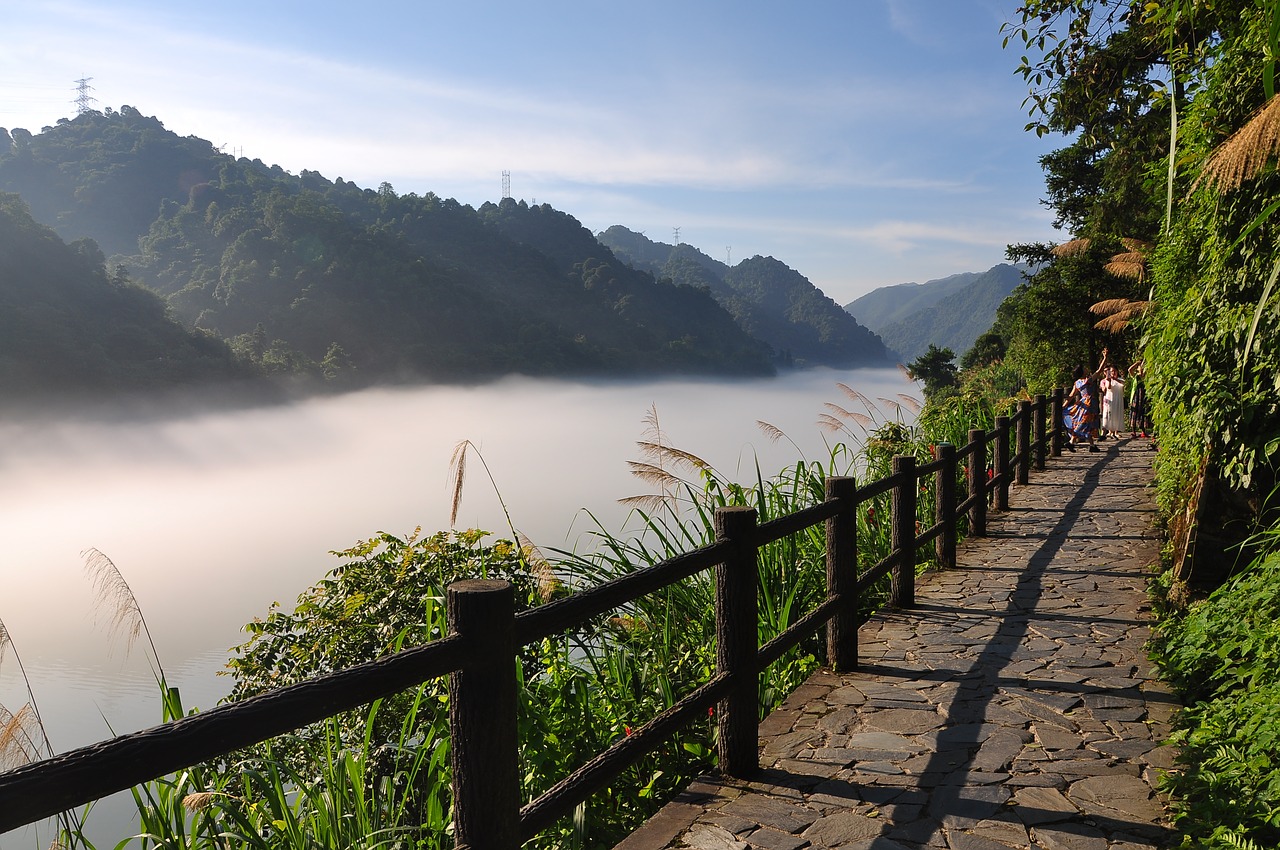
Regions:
[[619, 439, 1177, 850]]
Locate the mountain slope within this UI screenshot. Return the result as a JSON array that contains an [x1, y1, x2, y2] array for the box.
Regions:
[[599, 226, 889, 367], [843, 272, 981, 330], [0, 192, 252, 399], [0, 110, 774, 384], [858, 264, 1027, 361]]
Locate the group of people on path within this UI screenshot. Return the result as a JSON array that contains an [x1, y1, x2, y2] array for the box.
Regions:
[[1061, 347, 1153, 451]]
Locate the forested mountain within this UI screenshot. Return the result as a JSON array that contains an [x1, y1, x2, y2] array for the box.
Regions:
[[843, 271, 983, 330], [598, 226, 889, 367], [0, 109, 774, 392], [849, 264, 1026, 361], [0, 192, 252, 400]]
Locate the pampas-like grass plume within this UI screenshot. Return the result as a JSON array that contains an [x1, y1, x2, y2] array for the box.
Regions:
[[1105, 253, 1147, 283], [1052, 237, 1092, 257], [82, 547, 164, 678], [0, 703, 41, 770], [1090, 298, 1153, 332], [448, 439, 518, 538], [516, 532, 561, 602], [626, 461, 683, 489], [896, 394, 924, 414], [823, 403, 874, 429], [1195, 95, 1280, 193], [756, 420, 787, 444]]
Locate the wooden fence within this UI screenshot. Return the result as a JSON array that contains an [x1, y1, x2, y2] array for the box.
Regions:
[[0, 390, 1066, 848]]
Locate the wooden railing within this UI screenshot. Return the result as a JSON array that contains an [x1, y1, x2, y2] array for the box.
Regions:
[[0, 390, 1066, 847]]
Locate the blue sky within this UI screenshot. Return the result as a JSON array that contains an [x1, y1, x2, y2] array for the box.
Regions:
[[1, 0, 1062, 303]]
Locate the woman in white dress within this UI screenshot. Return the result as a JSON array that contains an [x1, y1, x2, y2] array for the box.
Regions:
[[1099, 364, 1126, 439]]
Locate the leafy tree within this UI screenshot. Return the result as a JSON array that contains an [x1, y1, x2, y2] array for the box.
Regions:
[[906, 344, 959, 399]]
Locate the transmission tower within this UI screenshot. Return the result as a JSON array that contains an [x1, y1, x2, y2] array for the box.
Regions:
[[673, 226, 681, 244], [72, 77, 97, 115], [501, 170, 511, 199]]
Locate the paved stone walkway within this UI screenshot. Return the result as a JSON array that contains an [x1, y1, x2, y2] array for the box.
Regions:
[[616, 437, 1177, 850]]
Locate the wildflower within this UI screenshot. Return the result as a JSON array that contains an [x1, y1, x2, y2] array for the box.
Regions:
[[708, 706, 715, 717], [624, 726, 632, 737], [867, 507, 876, 524]]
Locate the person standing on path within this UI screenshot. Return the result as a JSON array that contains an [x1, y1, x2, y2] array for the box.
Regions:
[[1063, 349, 1108, 451], [1128, 359, 1152, 438], [1099, 362, 1126, 439]]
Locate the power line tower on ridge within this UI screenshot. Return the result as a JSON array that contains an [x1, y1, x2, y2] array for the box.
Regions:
[[501, 170, 511, 200], [73, 77, 97, 115]]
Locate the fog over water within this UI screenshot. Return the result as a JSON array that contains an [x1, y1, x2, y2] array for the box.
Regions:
[[0, 368, 915, 845]]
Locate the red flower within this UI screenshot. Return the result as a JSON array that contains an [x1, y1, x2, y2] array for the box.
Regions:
[[708, 706, 715, 717], [624, 725, 632, 737]]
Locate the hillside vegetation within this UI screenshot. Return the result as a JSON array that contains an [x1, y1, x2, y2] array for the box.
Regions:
[[599, 226, 889, 368], [985, 4, 1280, 847], [849, 264, 1026, 361], [0, 192, 253, 401], [0, 110, 792, 396]]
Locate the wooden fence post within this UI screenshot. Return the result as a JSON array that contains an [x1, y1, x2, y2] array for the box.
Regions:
[[1016, 400, 1031, 486], [994, 415, 1010, 511], [825, 476, 859, 671], [968, 428, 986, 537], [935, 443, 956, 570], [1051, 387, 1064, 457], [890, 455, 917, 608], [715, 505, 759, 777], [448, 579, 520, 850], [1034, 393, 1047, 471]]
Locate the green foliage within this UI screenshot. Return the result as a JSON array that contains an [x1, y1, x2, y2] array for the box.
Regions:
[[1155, 541, 1280, 848], [906, 345, 959, 400], [0, 192, 252, 400], [0, 112, 778, 391]]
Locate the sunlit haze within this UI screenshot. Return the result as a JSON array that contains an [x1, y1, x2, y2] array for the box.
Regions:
[[1, 0, 1060, 302]]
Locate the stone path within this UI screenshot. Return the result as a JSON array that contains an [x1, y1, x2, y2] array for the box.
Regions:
[[616, 437, 1178, 850]]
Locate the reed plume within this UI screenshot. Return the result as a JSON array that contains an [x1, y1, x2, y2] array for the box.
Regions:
[[448, 439, 518, 539], [896, 394, 924, 415], [0, 616, 55, 759], [756, 420, 787, 444], [0, 703, 41, 770], [517, 532, 562, 602], [823, 403, 874, 430], [82, 547, 165, 679], [1052, 237, 1092, 257], [619, 404, 710, 515], [1194, 95, 1280, 193], [1090, 297, 1152, 332]]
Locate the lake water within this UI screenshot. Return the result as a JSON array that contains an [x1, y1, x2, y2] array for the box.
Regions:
[[0, 367, 916, 846]]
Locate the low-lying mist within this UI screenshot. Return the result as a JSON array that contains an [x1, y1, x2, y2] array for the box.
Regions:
[[0, 368, 916, 747]]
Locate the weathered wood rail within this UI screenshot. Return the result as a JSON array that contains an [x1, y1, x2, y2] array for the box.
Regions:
[[0, 391, 1066, 848]]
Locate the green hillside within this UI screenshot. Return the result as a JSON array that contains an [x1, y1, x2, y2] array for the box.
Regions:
[[871, 263, 1026, 361], [599, 226, 889, 368], [0, 192, 253, 400], [842, 271, 981, 329], [0, 110, 774, 390]]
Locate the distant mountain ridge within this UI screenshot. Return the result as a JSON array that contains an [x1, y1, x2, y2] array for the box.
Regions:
[[844, 264, 1027, 362], [0, 109, 904, 402], [599, 226, 889, 368]]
